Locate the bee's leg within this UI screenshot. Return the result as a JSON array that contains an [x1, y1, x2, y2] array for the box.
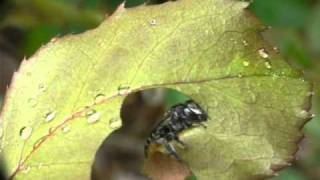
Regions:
[[144, 144, 149, 158], [200, 122, 207, 128], [192, 122, 207, 129], [144, 138, 152, 158], [174, 136, 187, 149], [164, 143, 181, 161]]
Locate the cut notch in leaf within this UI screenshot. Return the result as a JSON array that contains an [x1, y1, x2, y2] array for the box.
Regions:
[[0, 0, 313, 179]]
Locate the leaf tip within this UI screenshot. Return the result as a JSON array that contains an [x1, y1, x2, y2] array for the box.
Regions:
[[115, 1, 127, 14]]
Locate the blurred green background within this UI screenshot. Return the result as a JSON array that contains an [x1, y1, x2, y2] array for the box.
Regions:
[[0, 0, 319, 179]]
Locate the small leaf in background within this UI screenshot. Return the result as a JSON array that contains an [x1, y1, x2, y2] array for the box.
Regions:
[[306, 3, 320, 53], [23, 25, 61, 57], [249, 0, 311, 28], [273, 168, 307, 180]]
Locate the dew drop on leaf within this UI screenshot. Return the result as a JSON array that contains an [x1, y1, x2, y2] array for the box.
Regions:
[[38, 84, 47, 92], [86, 110, 100, 124], [258, 48, 269, 59], [244, 90, 257, 104], [273, 46, 279, 53], [44, 112, 56, 123], [264, 61, 272, 69], [149, 19, 157, 26], [27, 98, 37, 107], [94, 94, 106, 104], [61, 126, 70, 133], [117, 85, 130, 95], [211, 100, 219, 108], [50, 37, 58, 43], [311, 114, 316, 118], [295, 110, 310, 119], [242, 61, 250, 67], [242, 40, 248, 46], [19, 126, 33, 140], [21, 165, 30, 174], [109, 118, 121, 129]]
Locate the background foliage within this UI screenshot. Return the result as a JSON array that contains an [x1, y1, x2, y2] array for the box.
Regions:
[[0, 0, 319, 179]]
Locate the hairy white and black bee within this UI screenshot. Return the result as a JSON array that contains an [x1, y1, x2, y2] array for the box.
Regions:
[[144, 100, 208, 160]]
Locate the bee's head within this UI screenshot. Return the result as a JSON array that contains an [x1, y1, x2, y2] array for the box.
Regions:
[[184, 100, 208, 122]]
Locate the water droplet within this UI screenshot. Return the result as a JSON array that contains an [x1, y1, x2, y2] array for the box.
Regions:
[[149, 19, 157, 26], [242, 61, 250, 67], [20, 127, 33, 140], [244, 91, 257, 104], [242, 40, 248, 46], [21, 165, 31, 173], [44, 112, 56, 123], [118, 85, 130, 95], [61, 126, 70, 133], [27, 98, 37, 107], [211, 100, 219, 108], [311, 114, 316, 118], [258, 48, 269, 59], [38, 84, 46, 92], [94, 94, 106, 104], [50, 37, 58, 43], [295, 110, 309, 119], [264, 61, 272, 69], [238, 73, 243, 78], [109, 118, 122, 129], [86, 110, 100, 124]]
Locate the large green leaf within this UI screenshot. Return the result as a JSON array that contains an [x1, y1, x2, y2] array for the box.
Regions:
[[0, 0, 312, 179]]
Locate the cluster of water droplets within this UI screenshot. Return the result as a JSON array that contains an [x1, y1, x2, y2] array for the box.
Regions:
[[239, 40, 273, 72]]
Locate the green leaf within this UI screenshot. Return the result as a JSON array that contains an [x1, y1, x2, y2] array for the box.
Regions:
[[249, 0, 311, 28], [0, 0, 312, 179]]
